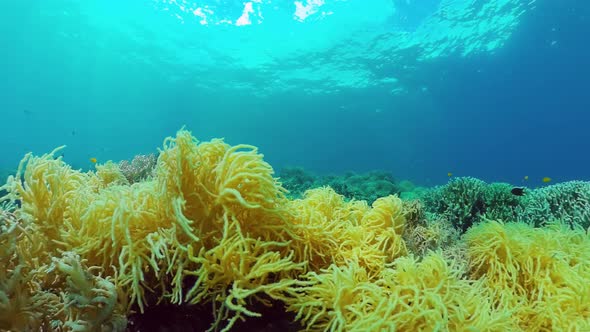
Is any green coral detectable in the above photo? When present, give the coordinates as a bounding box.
[421,178,590,232]
[422,177,487,232]
[277,167,315,199]
[422,178,525,232]
[400,186,427,201]
[323,171,398,203]
[482,182,523,222]
[278,168,399,204]
[518,181,590,228]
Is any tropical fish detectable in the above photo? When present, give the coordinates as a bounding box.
[523,176,529,181]
[542,177,551,183]
[447,172,453,177]
[511,187,525,196]
[90,157,97,164]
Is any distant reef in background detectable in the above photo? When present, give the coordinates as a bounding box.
[278,167,590,231]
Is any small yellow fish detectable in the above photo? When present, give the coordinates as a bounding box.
[447,172,453,177]
[542,177,551,183]
[524,176,529,181]
[90,157,97,164]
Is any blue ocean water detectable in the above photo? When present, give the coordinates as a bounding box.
[1,0,588,187]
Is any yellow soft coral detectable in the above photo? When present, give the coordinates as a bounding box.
[184,231,303,331]
[466,220,590,331]
[0,203,61,331]
[90,161,129,188]
[50,252,127,332]
[8,129,590,332]
[287,260,384,331]
[285,188,407,277]
[6,148,90,267]
[286,187,361,271]
[286,252,515,331]
[5,130,303,330]
[379,253,515,331]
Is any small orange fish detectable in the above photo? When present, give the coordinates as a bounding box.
[90,157,97,164]
[447,172,453,177]
[542,177,551,183]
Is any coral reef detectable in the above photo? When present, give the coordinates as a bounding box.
[323,171,398,204]
[277,167,315,198]
[0,198,126,331]
[421,177,590,232]
[481,182,523,222]
[279,168,399,203]
[0,169,13,200]
[2,131,590,331]
[466,220,590,330]
[518,181,590,228]
[421,177,488,232]
[118,153,158,184]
